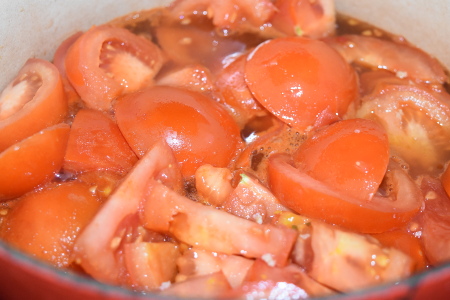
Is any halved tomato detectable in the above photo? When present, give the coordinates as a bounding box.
[115,86,242,177]
[63,108,138,175]
[65,25,164,111]
[0,181,101,268]
[0,58,68,152]
[245,36,358,130]
[0,123,70,201]
[268,154,423,233]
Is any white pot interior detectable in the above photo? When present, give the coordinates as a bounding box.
[0,0,449,91]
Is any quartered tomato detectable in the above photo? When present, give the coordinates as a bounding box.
[65,25,164,111]
[0,123,70,201]
[0,58,68,152]
[0,181,101,268]
[268,153,423,233]
[115,86,242,177]
[294,118,390,201]
[64,109,138,175]
[245,36,358,130]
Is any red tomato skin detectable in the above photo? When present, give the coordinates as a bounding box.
[245,36,358,130]
[294,118,390,201]
[115,86,242,177]
[268,153,422,233]
[63,109,138,175]
[0,181,101,268]
[65,25,164,111]
[0,123,70,201]
[0,58,68,152]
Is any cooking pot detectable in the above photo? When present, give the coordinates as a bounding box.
[0,0,449,299]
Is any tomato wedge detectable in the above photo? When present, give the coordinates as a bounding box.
[72,141,182,285]
[115,86,242,177]
[0,181,101,268]
[63,108,138,175]
[0,58,68,152]
[268,154,423,233]
[294,118,390,201]
[65,25,164,111]
[245,36,358,130]
[0,123,70,201]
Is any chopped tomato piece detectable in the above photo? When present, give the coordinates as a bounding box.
[270,0,336,38]
[65,25,164,111]
[195,164,234,206]
[325,34,447,84]
[177,248,254,288]
[293,221,413,292]
[0,123,70,201]
[418,176,450,265]
[142,180,297,267]
[115,86,242,177]
[72,141,182,285]
[294,118,390,201]
[268,154,423,233]
[64,109,138,175]
[0,181,101,268]
[75,171,123,200]
[0,58,68,152]
[245,36,358,130]
[161,271,232,298]
[156,64,215,94]
[124,242,180,291]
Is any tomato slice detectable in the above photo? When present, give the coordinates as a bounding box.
[65,25,164,111]
[142,179,297,267]
[72,141,182,285]
[0,58,68,152]
[0,123,70,201]
[0,181,101,268]
[268,154,423,233]
[245,36,358,130]
[115,86,242,177]
[63,108,138,175]
[294,118,390,201]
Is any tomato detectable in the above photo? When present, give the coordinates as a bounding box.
[293,220,413,292]
[215,52,267,127]
[245,36,358,130]
[0,181,101,268]
[156,64,215,94]
[161,272,232,298]
[356,71,450,177]
[75,171,123,200]
[418,176,450,265]
[142,179,297,267]
[0,123,70,201]
[115,86,242,177]
[72,141,182,285]
[124,242,180,291]
[53,31,83,109]
[65,25,164,111]
[270,0,336,38]
[63,109,138,175]
[0,58,68,152]
[372,229,427,272]
[294,118,390,201]
[268,154,423,233]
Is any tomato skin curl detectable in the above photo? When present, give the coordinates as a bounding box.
[268,153,423,233]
